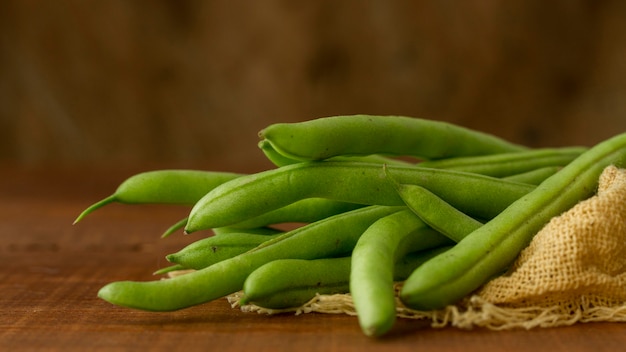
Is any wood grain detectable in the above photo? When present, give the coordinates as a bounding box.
[1,1,626,167]
[2,164,626,351]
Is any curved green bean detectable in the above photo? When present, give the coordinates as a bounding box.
[418,147,586,177]
[185,161,535,232]
[400,132,626,310]
[98,205,404,311]
[350,209,438,337]
[74,169,242,224]
[259,115,527,161]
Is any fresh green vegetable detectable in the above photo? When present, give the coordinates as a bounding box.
[400,132,626,310]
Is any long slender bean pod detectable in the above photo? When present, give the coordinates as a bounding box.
[394,183,483,242]
[98,205,404,311]
[166,232,282,270]
[418,147,586,177]
[400,132,626,311]
[501,166,561,185]
[259,115,527,161]
[74,169,242,224]
[239,246,452,310]
[227,198,365,229]
[350,209,443,336]
[185,161,535,232]
[260,138,412,167]
[161,217,188,238]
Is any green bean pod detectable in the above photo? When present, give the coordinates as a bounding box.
[161,217,189,238]
[227,198,365,229]
[74,169,243,224]
[418,147,586,177]
[394,183,483,242]
[501,166,561,185]
[350,209,442,337]
[98,205,404,311]
[260,139,413,167]
[259,115,527,161]
[400,132,626,311]
[166,232,282,270]
[185,161,535,232]
[239,246,452,310]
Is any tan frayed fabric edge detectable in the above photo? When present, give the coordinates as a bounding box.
[226,290,626,331]
[174,165,626,330]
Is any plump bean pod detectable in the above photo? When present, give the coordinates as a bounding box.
[418,147,586,177]
[165,232,282,270]
[350,209,445,337]
[259,115,528,161]
[227,198,365,229]
[501,166,561,185]
[259,139,412,167]
[239,246,452,310]
[98,205,404,311]
[74,169,243,224]
[400,132,626,311]
[185,161,535,232]
[394,183,483,242]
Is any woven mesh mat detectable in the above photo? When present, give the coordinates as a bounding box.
[228,165,626,330]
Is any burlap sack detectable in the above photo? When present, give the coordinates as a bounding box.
[229,165,626,330]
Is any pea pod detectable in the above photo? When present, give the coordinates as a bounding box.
[259,115,527,161]
[74,169,242,224]
[185,161,535,232]
[400,132,626,311]
[98,205,404,311]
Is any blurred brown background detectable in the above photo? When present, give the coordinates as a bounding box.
[1,0,625,172]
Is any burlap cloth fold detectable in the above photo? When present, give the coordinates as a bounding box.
[228,165,626,330]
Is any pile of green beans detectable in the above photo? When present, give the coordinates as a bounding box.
[74,114,626,338]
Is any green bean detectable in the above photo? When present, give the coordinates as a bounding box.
[165,232,282,270]
[240,257,351,309]
[400,132,626,311]
[350,209,444,336]
[260,139,412,167]
[97,205,404,311]
[185,161,535,232]
[153,264,187,275]
[501,166,561,185]
[74,169,242,224]
[239,246,452,310]
[227,198,365,229]
[211,226,282,236]
[418,147,586,177]
[259,115,528,161]
[258,139,300,167]
[393,183,483,242]
[161,217,188,238]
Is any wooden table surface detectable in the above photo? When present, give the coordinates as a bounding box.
[2,162,626,351]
